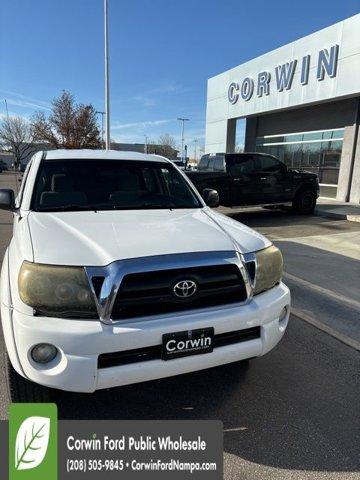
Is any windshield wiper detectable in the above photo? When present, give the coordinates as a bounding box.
[83,203,177,210]
[143,202,175,209]
[36,205,96,212]
[36,202,195,212]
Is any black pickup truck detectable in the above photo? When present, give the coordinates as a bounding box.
[186,153,319,214]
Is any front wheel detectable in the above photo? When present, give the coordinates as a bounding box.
[4,352,52,402]
[292,189,317,214]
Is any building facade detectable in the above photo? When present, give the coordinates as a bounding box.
[205,14,360,202]
[111,142,179,160]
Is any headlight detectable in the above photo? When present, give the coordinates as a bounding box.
[18,261,96,317]
[253,245,283,295]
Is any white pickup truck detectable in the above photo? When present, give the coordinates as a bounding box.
[0,150,290,401]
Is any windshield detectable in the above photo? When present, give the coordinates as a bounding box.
[31,159,202,212]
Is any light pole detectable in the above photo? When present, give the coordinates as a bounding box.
[4,99,9,119]
[104,0,111,150]
[96,111,105,148]
[177,117,189,164]
[194,138,198,162]
[144,135,149,154]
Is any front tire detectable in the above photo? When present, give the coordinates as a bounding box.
[4,352,52,402]
[292,189,317,214]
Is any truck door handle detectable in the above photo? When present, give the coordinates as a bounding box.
[260,177,267,181]
[233,178,242,182]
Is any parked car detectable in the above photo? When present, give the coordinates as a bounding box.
[187,153,319,214]
[0,160,8,171]
[0,149,290,401]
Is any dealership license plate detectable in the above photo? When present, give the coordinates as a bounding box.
[162,327,214,361]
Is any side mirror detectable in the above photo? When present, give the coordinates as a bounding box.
[0,189,15,211]
[202,188,219,208]
[281,163,288,173]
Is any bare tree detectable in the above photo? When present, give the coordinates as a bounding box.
[0,116,36,168]
[158,133,176,150]
[32,91,101,149]
[149,133,177,158]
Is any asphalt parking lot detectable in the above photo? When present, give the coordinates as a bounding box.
[0,171,359,479]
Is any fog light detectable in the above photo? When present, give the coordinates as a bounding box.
[31,343,58,364]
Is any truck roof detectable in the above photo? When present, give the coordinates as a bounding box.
[43,149,169,163]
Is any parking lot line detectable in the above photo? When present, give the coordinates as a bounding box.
[284,272,360,311]
[291,307,360,351]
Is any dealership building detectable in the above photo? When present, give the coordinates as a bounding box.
[205,14,360,202]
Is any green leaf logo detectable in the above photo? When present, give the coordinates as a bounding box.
[15,416,50,471]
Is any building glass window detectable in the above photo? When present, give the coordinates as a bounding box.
[332,130,344,139]
[255,128,344,198]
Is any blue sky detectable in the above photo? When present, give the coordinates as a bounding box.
[0,0,359,156]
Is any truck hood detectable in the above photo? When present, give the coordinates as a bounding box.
[27,208,271,266]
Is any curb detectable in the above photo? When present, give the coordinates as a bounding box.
[315,209,360,223]
[346,215,360,223]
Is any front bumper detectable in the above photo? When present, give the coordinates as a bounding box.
[4,283,290,393]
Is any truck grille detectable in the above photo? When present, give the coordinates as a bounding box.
[111,264,247,320]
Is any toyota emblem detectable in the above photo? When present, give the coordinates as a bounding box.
[173,280,197,298]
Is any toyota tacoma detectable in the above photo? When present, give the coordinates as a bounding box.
[0,150,290,401]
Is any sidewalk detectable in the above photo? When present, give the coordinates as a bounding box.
[316,198,360,222]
